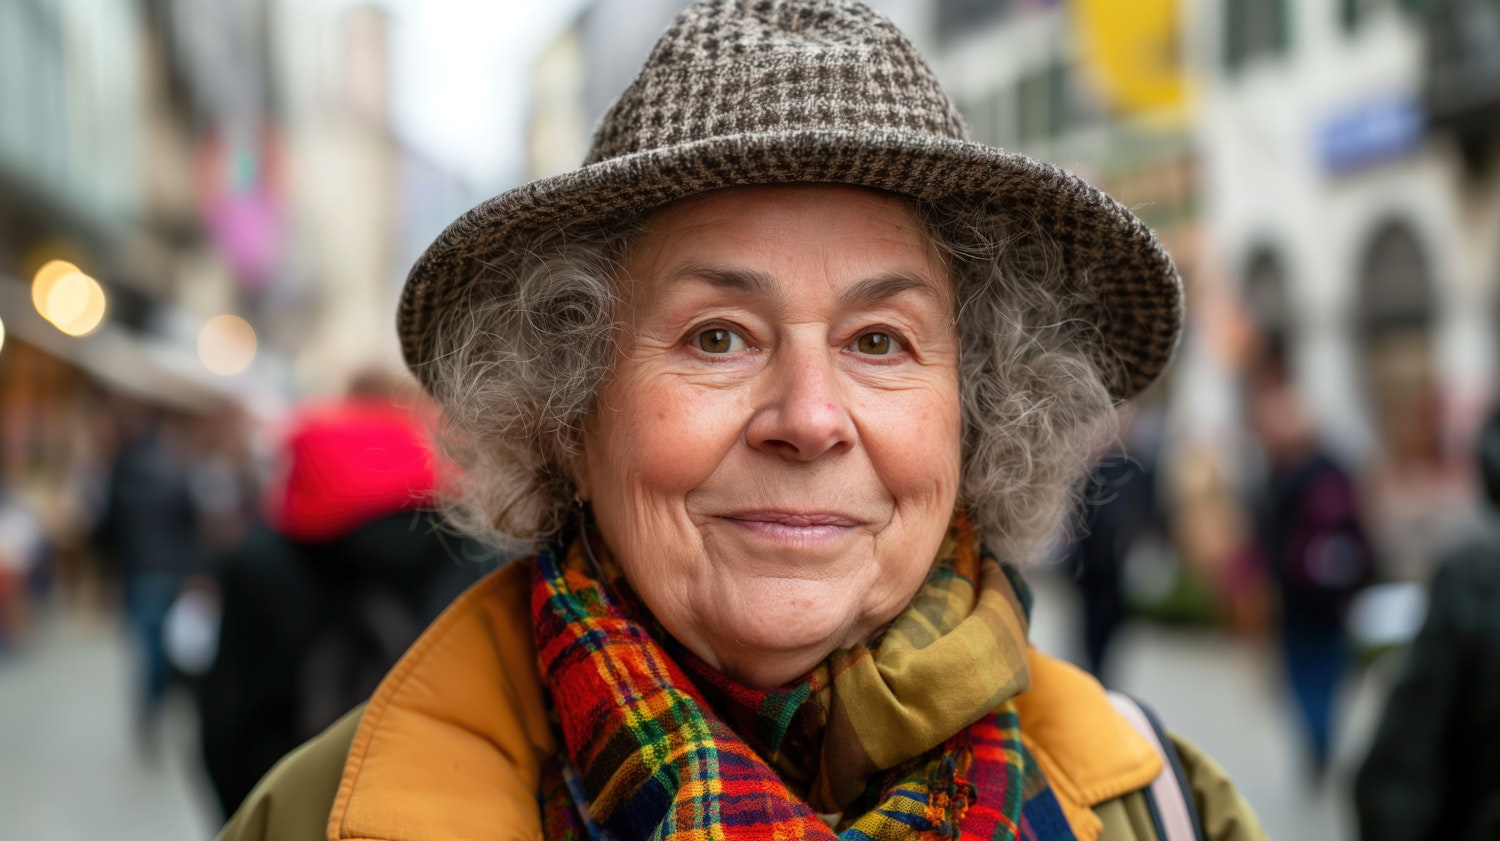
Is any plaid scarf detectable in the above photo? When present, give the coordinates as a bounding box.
[531,517,1077,841]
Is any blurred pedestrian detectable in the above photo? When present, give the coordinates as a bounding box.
[90,403,211,755]
[1353,406,1500,840]
[197,369,497,817]
[186,403,260,555]
[1067,407,1167,681]
[0,477,47,653]
[1244,349,1374,783]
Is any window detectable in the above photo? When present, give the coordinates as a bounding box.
[1046,58,1069,139]
[1342,0,1370,31]
[959,96,995,146]
[989,85,1016,148]
[1243,249,1291,341]
[1016,67,1050,145]
[1012,56,1095,147]
[1342,0,1426,32]
[935,0,1011,43]
[1223,0,1291,72]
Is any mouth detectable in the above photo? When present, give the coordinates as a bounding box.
[717,510,863,544]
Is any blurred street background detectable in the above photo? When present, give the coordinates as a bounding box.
[3,0,1500,839]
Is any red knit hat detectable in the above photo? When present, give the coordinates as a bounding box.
[263,399,436,542]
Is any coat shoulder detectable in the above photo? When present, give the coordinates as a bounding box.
[1169,732,1267,841]
[217,705,364,841]
[1093,733,1266,841]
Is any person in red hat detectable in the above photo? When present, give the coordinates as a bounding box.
[199,369,495,817]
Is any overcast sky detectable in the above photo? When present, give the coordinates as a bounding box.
[378,0,589,191]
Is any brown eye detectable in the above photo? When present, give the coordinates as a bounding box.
[854,332,898,355]
[696,328,746,354]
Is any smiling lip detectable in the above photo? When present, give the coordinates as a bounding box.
[718,510,861,543]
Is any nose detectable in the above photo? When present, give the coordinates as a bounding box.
[746,345,856,461]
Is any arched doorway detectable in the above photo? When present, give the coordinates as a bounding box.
[1356,221,1438,468]
[1243,247,1292,348]
[1354,220,1458,582]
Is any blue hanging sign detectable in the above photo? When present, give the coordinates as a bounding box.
[1318,94,1425,175]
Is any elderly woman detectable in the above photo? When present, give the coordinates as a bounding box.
[221,2,1264,840]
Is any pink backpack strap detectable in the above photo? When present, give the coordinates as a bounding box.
[1107,691,1205,841]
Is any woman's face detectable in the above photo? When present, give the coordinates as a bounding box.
[576,184,962,688]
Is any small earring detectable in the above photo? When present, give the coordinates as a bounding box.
[575,498,607,580]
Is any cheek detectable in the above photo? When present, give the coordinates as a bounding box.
[584,378,746,504]
[863,387,963,502]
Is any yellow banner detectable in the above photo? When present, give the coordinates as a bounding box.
[1070,0,1188,117]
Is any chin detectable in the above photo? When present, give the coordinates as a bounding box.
[714,643,831,689]
[700,600,871,688]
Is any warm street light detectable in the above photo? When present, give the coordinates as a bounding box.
[45,272,107,336]
[31,259,78,313]
[33,260,107,337]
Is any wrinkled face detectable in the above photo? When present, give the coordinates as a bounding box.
[576,184,963,689]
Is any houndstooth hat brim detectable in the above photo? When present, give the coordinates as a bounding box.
[398,0,1182,402]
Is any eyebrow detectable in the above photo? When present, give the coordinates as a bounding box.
[837,273,945,307]
[665,261,944,307]
[666,261,779,300]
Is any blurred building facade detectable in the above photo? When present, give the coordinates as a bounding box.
[273,2,402,389]
[947,0,1500,585]
[0,0,484,585]
[0,0,236,554]
[1197,0,1500,581]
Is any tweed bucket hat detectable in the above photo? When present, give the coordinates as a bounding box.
[399,0,1181,401]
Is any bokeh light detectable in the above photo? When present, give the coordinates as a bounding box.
[198,314,258,376]
[30,259,80,314]
[44,273,91,326]
[43,271,107,337]
[0,315,6,356]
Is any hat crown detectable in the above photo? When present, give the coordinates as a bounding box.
[585,0,970,166]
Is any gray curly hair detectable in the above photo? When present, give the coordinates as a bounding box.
[426,194,1117,562]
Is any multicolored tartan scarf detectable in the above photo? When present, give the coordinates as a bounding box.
[531,516,1078,841]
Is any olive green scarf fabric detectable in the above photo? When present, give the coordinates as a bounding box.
[794,518,1035,810]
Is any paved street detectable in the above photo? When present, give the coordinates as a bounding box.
[1028,565,1388,841]
[0,570,1391,841]
[0,609,216,841]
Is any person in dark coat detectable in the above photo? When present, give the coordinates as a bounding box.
[91,405,210,751]
[1354,408,1500,840]
[1245,355,1373,782]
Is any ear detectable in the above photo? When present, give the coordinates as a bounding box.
[568,448,593,503]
